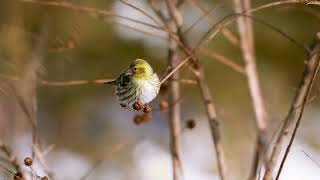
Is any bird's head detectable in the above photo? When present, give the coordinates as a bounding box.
[129,59,154,80]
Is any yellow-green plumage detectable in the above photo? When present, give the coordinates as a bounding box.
[108,59,160,109]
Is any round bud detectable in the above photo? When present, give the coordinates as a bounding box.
[14,172,23,180]
[158,100,169,111]
[143,106,152,114]
[132,101,143,111]
[133,115,144,125]
[186,119,196,129]
[24,157,33,166]
[41,176,49,180]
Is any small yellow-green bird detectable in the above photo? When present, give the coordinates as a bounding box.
[107,59,160,111]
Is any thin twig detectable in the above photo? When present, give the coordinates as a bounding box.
[199,48,246,75]
[275,39,320,180]
[115,21,166,40]
[183,5,218,34]
[0,163,17,178]
[119,0,164,28]
[160,56,192,85]
[301,150,320,168]
[146,0,167,23]
[248,0,306,13]
[17,0,163,30]
[263,36,320,180]
[188,0,239,46]
[172,25,229,180]
[32,145,54,178]
[0,143,24,179]
[306,0,320,5]
[80,143,125,180]
[196,14,308,55]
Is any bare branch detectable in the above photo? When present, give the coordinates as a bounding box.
[80,143,126,180]
[172,28,229,180]
[146,0,167,23]
[183,5,217,34]
[165,1,184,179]
[248,0,306,13]
[17,0,163,31]
[188,0,239,46]
[119,0,164,28]
[263,35,320,180]
[233,0,269,179]
[160,56,192,85]
[302,150,320,168]
[0,143,24,179]
[275,37,320,180]
[32,145,54,178]
[306,0,320,5]
[199,48,246,75]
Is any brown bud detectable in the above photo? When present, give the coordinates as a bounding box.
[186,119,196,129]
[24,157,32,166]
[158,100,169,111]
[143,105,152,114]
[133,115,144,125]
[41,176,49,180]
[133,114,151,125]
[132,101,143,111]
[14,172,23,180]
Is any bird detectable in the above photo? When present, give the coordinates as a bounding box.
[106,59,160,112]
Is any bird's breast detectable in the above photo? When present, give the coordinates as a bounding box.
[135,77,159,104]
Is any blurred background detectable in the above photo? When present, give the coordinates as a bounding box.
[0,0,319,179]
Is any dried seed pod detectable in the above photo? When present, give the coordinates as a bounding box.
[158,100,169,111]
[186,119,196,129]
[132,101,143,111]
[142,113,152,123]
[133,115,144,125]
[24,157,32,166]
[143,105,152,114]
[41,176,49,180]
[133,114,151,125]
[14,172,23,180]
